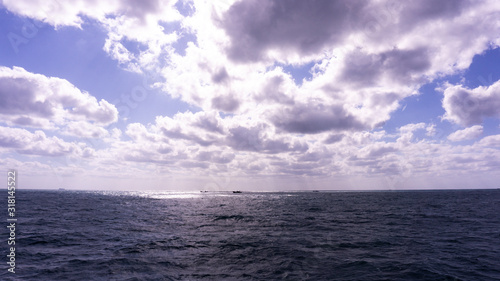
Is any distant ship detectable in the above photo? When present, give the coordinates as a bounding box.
[232,191,242,193]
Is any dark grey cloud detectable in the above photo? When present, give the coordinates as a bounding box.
[161,127,217,146]
[340,51,381,87]
[225,124,308,153]
[367,145,398,158]
[179,161,209,169]
[254,76,295,105]
[221,0,366,62]
[12,116,43,127]
[348,155,378,167]
[297,150,333,162]
[221,0,464,63]
[157,146,172,154]
[443,82,500,126]
[357,0,469,42]
[193,112,225,134]
[382,48,431,80]
[451,156,476,164]
[0,77,54,118]
[211,67,229,84]
[122,0,161,22]
[341,47,430,86]
[196,150,235,164]
[272,103,365,134]
[211,95,240,112]
[399,0,468,29]
[368,92,400,107]
[0,67,118,127]
[323,134,344,144]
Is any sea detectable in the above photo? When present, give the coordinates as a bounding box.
[1,189,500,280]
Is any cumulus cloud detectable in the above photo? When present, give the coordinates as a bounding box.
[448,125,483,142]
[63,121,110,139]
[340,47,430,87]
[397,0,468,29]
[397,123,426,144]
[0,126,92,157]
[0,66,118,129]
[2,0,184,73]
[155,0,500,139]
[1,0,179,28]
[225,123,308,153]
[271,102,365,134]
[323,134,344,144]
[195,150,235,164]
[155,112,224,147]
[442,80,500,126]
[478,134,500,147]
[211,94,240,112]
[221,0,366,62]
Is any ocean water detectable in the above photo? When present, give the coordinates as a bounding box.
[2,189,500,280]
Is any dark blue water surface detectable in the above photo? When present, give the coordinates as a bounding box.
[1,189,500,280]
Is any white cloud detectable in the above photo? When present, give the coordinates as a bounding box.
[6,0,495,138]
[1,0,181,29]
[426,124,437,136]
[397,123,426,144]
[0,66,118,128]
[63,121,110,139]
[478,134,500,147]
[2,0,183,73]
[0,126,92,157]
[448,125,483,142]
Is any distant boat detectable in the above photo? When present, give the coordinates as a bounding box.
[58,188,66,191]
[232,191,242,193]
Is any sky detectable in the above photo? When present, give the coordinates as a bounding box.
[0,0,499,191]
